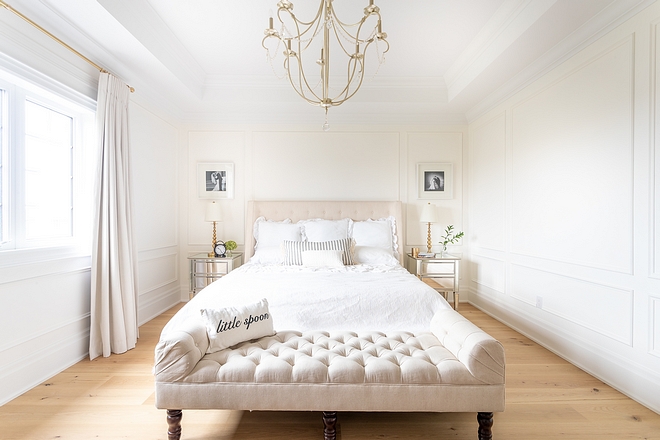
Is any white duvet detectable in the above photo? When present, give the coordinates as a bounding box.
[161,261,452,337]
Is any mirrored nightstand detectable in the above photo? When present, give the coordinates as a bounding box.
[188,252,243,297]
[406,253,461,310]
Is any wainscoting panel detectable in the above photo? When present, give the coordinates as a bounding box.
[510,37,634,273]
[471,254,506,294]
[137,251,178,295]
[510,264,633,345]
[0,268,91,406]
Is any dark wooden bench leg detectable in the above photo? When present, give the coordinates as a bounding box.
[477,412,493,440]
[167,409,182,440]
[322,411,337,440]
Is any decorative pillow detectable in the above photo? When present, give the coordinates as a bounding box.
[352,219,394,252]
[200,298,275,353]
[301,218,351,242]
[282,238,355,266]
[354,246,400,265]
[301,249,345,267]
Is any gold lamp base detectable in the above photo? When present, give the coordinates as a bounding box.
[426,222,433,253]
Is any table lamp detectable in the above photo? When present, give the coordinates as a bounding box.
[205,201,222,257]
[419,202,439,253]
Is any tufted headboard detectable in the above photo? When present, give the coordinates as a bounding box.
[244,200,404,263]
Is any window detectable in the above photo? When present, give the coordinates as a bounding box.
[0,69,94,256]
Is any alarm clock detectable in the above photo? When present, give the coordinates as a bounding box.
[214,241,227,258]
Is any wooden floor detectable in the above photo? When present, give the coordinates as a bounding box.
[2,304,659,440]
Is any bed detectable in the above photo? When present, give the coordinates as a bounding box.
[154,201,505,439]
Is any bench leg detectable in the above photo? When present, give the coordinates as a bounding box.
[322,411,337,440]
[477,412,493,440]
[167,409,182,440]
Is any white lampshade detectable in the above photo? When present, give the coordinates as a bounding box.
[204,201,223,222]
[419,202,439,223]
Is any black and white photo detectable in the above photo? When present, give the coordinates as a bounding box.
[418,163,453,199]
[198,163,234,199]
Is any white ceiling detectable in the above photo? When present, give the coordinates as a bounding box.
[2,0,654,125]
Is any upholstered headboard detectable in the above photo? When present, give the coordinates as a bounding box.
[244,200,404,263]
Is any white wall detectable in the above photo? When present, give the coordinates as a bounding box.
[0,20,180,405]
[179,124,468,296]
[468,3,660,413]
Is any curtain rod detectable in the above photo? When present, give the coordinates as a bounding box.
[0,0,135,93]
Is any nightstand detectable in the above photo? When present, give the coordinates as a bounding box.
[188,253,243,296]
[406,253,461,310]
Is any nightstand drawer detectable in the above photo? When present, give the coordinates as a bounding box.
[420,261,456,275]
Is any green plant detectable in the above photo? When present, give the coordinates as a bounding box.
[225,240,237,251]
[438,225,464,252]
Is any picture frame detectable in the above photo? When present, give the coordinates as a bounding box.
[197,163,234,199]
[417,163,453,199]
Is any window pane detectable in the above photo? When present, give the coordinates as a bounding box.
[24,100,73,240]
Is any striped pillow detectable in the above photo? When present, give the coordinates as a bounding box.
[282,238,355,266]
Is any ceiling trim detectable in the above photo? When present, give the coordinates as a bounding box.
[444,0,557,103]
[96,0,207,99]
[465,0,657,123]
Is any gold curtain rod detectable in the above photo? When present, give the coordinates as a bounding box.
[0,0,135,93]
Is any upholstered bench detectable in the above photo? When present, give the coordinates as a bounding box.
[155,309,505,440]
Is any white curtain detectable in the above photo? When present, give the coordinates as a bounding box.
[89,72,138,360]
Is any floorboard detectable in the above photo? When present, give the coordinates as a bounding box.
[1,303,659,439]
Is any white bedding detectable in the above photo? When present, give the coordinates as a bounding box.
[162,261,452,339]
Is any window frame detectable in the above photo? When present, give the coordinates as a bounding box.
[0,68,95,264]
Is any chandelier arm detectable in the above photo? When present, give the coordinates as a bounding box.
[329,22,357,59]
[330,50,368,105]
[278,1,323,27]
[334,56,363,102]
[284,54,324,105]
[329,1,372,29]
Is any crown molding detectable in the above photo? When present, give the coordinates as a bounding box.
[465,0,656,123]
[444,0,557,103]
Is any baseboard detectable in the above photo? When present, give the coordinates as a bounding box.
[0,324,89,406]
[467,289,660,415]
[138,284,182,326]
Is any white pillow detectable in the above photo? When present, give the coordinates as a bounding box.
[352,219,394,251]
[252,217,303,264]
[301,249,345,267]
[254,217,302,248]
[301,218,351,241]
[200,298,275,353]
[354,246,400,265]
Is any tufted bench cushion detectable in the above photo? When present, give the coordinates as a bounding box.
[155,312,505,413]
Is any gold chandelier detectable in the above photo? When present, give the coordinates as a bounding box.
[263,0,389,130]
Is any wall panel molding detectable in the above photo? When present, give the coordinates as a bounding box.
[137,253,178,296]
[510,35,635,274]
[470,254,506,294]
[652,21,660,279]
[510,263,633,345]
[651,296,660,358]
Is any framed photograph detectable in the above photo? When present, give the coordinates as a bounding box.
[418,163,453,199]
[197,163,234,199]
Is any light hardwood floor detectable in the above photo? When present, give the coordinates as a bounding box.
[2,303,659,439]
